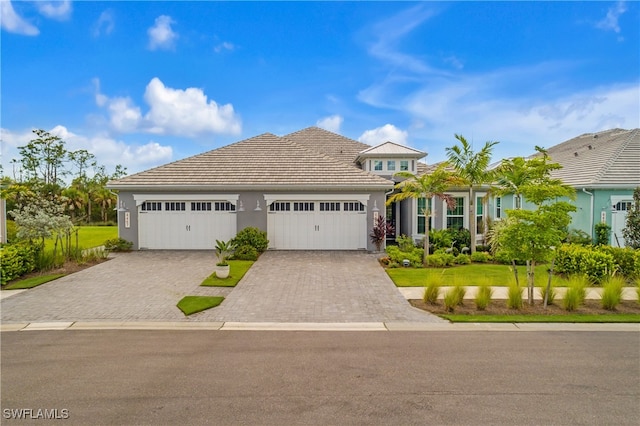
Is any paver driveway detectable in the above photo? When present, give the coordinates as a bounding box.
[1,251,442,323]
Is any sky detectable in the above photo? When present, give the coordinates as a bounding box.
[1,1,639,178]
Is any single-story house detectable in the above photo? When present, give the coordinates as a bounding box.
[107,127,428,251]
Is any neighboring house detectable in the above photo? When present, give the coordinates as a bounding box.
[107,127,421,251]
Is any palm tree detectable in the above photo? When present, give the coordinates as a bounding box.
[61,187,87,221]
[387,163,462,265]
[93,188,115,223]
[445,134,498,253]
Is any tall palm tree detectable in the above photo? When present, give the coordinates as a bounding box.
[387,163,462,265]
[93,188,115,223]
[445,134,498,253]
[61,187,87,221]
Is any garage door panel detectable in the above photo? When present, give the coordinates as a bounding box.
[138,200,237,250]
[268,200,366,250]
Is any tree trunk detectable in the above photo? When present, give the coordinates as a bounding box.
[511,259,519,287]
[544,258,555,309]
[527,260,535,305]
[469,187,476,253]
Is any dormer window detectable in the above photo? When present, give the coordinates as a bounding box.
[400,160,409,171]
[387,160,396,171]
[374,160,383,171]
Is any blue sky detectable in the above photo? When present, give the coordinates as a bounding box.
[2,1,639,177]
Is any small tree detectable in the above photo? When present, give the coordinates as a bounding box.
[622,187,640,249]
[387,163,462,265]
[369,215,395,252]
[492,148,576,306]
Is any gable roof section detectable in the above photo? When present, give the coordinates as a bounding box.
[108,132,393,191]
[542,128,640,188]
[358,141,426,158]
[284,127,371,165]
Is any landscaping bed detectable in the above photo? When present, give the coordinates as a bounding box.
[410,299,640,318]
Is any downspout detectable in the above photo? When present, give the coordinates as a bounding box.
[582,188,594,240]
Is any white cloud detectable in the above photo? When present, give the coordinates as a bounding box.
[358,124,409,146]
[148,15,178,51]
[93,77,242,137]
[214,41,235,53]
[0,1,39,36]
[316,115,343,133]
[93,10,115,37]
[1,126,174,177]
[35,1,72,21]
[596,1,627,33]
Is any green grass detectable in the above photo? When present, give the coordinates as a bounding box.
[177,296,224,316]
[44,226,117,251]
[440,314,640,323]
[200,260,254,287]
[3,274,66,290]
[387,263,551,287]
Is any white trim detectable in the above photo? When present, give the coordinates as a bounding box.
[263,193,370,207]
[442,193,469,229]
[133,193,239,207]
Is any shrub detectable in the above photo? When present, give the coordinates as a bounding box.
[476,245,491,253]
[103,238,133,252]
[6,220,18,243]
[636,278,640,304]
[0,242,39,285]
[563,275,589,311]
[386,245,424,266]
[426,252,455,268]
[594,223,611,246]
[233,245,259,261]
[454,254,471,265]
[396,234,415,252]
[601,276,625,310]
[454,285,467,306]
[555,244,615,283]
[447,228,471,252]
[231,227,269,253]
[565,229,592,246]
[475,285,493,310]
[423,275,441,305]
[429,229,453,252]
[507,284,523,309]
[470,251,491,263]
[598,246,638,278]
[443,287,463,312]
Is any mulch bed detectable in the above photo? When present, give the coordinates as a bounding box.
[410,299,640,316]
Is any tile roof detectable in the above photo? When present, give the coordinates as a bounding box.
[358,141,426,157]
[284,127,371,165]
[108,132,394,190]
[541,128,640,188]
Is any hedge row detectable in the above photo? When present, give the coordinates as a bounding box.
[0,243,39,285]
[555,244,640,283]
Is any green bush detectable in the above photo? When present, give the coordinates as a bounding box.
[0,242,38,285]
[598,246,639,278]
[555,244,615,283]
[507,284,523,309]
[386,245,424,267]
[6,220,18,243]
[429,229,453,252]
[233,245,259,261]
[231,227,269,253]
[601,276,625,310]
[396,234,415,252]
[594,223,611,246]
[426,252,455,268]
[423,277,440,305]
[565,229,592,246]
[444,287,463,312]
[475,285,493,310]
[493,249,522,265]
[454,254,471,265]
[470,251,491,263]
[562,275,589,311]
[448,228,471,252]
[104,238,133,252]
[453,285,467,306]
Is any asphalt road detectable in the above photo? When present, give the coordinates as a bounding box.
[1,330,639,425]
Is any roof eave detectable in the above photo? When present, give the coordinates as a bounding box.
[106,183,395,192]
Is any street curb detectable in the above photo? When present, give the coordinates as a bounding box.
[2,321,639,332]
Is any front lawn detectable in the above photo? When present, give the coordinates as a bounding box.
[44,226,118,251]
[200,260,254,287]
[3,274,66,290]
[387,263,552,287]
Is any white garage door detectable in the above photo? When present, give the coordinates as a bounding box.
[138,200,237,250]
[267,200,367,250]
